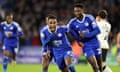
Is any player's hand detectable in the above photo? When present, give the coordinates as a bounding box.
[80,32,85,39]
[79,42,84,48]
[6,32,12,38]
[45,50,51,59]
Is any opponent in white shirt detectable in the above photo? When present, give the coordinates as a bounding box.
[97,18,111,49]
[96,10,112,72]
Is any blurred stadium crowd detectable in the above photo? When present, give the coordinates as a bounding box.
[0,0,120,49]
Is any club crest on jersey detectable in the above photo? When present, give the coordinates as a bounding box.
[76,25,79,28]
[10,26,13,30]
[3,27,6,30]
[58,33,62,37]
[85,22,89,26]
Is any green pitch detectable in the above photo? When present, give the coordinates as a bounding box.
[0,64,119,72]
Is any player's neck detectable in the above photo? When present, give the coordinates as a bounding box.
[48,26,57,34]
[6,21,12,25]
[78,14,84,21]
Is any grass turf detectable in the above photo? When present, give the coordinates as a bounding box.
[0,64,119,72]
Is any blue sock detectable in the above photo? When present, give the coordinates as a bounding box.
[68,64,76,72]
[3,56,8,72]
[42,70,48,72]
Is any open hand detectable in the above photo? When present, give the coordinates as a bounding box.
[7,32,12,37]
[5,32,12,38]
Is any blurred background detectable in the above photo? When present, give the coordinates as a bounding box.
[0,0,120,68]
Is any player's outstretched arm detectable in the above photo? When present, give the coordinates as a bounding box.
[84,26,100,38]
[84,15,100,38]
[40,31,53,46]
[67,21,81,41]
[12,22,24,37]
[12,31,24,37]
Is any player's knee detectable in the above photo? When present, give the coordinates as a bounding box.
[3,51,9,56]
[65,57,73,65]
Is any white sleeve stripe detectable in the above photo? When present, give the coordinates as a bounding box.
[40,32,45,38]
[13,22,22,32]
[67,18,76,31]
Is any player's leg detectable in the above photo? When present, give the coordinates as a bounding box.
[54,53,69,72]
[2,45,10,72]
[11,47,18,66]
[42,48,54,72]
[64,51,76,72]
[94,48,102,72]
[41,47,52,72]
[87,56,99,72]
[57,60,69,72]
[42,52,51,72]
[84,48,99,72]
[95,57,102,72]
[42,57,50,72]
[102,48,112,72]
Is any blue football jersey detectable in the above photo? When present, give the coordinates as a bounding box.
[40,25,71,50]
[0,21,23,46]
[68,14,100,46]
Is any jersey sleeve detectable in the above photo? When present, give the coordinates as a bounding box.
[40,30,53,46]
[60,25,68,32]
[67,20,81,41]
[12,22,24,37]
[84,15,100,38]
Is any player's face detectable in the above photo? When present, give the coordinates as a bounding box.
[6,15,13,24]
[74,7,84,18]
[48,19,57,32]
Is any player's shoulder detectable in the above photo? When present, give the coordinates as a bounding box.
[57,25,67,29]
[68,17,77,25]
[12,21,20,26]
[0,21,6,25]
[85,14,95,20]
[106,21,111,26]
[106,21,111,29]
[40,25,48,32]
[102,21,111,27]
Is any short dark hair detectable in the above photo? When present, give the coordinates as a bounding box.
[5,12,13,18]
[98,10,108,19]
[47,14,57,20]
[74,3,84,9]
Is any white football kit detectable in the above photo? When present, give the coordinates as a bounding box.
[97,20,111,49]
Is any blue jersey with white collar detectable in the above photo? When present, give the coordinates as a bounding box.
[0,21,23,46]
[40,25,71,51]
[68,14,100,46]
